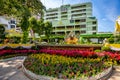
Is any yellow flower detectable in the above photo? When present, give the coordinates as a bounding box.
[110,44,120,48]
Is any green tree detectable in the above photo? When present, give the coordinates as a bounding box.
[0,24,5,43]
[29,17,37,39]
[37,19,44,37]
[44,21,53,42]
[29,17,44,39]
[0,0,45,43]
[0,0,45,17]
[20,7,31,43]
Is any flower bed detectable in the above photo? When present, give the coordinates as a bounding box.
[39,48,120,62]
[39,48,95,57]
[0,49,38,56]
[0,44,35,49]
[24,53,114,79]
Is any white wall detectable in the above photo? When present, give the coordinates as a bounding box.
[0,16,10,29]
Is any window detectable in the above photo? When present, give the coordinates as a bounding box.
[80,19,86,22]
[92,21,96,24]
[61,7,68,12]
[10,20,15,24]
[80,30,86,33]
[92,27,96,30]
[70,20,74,23]
[11,25,15,28]
[80,25,86,28]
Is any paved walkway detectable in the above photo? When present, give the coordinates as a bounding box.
[0,57,30,80]
[108,66,120,80]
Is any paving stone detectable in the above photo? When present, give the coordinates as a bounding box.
[108,67,120,80]
[0,57,30,80]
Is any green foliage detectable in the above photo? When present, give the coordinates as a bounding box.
[79,37,84,44]
[0,24,5,43]
[101,46,110,51]
[20,12,30,31]
[37,19,44,36]
[0,0,44,17]
[80,34,113,38]
[108,36,114,43]
[22,31,29,43]
[44,21,53,42]
[29,17,44,38]
[94,49,101,52]
[11,37,21,43]
[1,0,45,43]
[20,8,30,43]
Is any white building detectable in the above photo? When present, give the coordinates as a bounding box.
[0,16,16,30]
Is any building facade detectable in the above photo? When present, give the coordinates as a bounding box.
[0,16,16,30]
[44,2,97,36]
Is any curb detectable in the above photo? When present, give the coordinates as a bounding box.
[0,56,26,62]
[95,66,113,80]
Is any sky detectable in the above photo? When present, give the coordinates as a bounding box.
[41,0,120,32]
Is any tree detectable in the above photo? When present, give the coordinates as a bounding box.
[20,7,30,43]
[29,17,38,39]
[44,21,53,42]
[0,24,5,43]
[0,0,45,43]
[37,19,44,37]
[0,0,45,17]
[29,17,44,39]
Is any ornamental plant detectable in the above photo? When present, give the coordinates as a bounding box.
[24,53,114,79]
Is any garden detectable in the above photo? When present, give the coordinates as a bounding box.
[0,43,120,79]
[0,0,120,80]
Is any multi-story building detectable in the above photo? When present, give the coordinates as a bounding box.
[44,2,97,36]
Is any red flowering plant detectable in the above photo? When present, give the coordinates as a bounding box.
[0,49,38,56]
[39,48,97,58]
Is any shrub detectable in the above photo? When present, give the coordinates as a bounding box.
[101,46,110,51]
[94,49,101,52]
[108,36,114,43]
[0,24,5,43]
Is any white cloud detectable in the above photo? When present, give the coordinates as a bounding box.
[41,0,62,9]
[41,0,91,9]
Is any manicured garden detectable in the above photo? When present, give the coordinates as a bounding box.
[0,44,120,79]
[24,53,114,79]
[22,45,120,79]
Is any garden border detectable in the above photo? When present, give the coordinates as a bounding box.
[22,58,113,80]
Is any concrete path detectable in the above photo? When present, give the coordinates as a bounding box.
[0,57,30,80]
[108,66,120,80]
